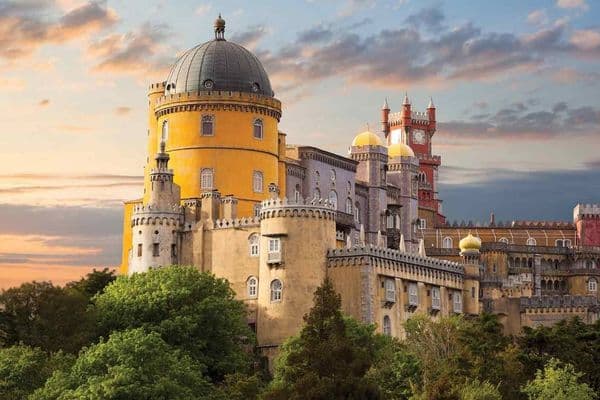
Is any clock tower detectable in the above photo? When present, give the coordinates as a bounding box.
[381,95,445,227]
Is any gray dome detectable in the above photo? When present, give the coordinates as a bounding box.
[164,38,273,97]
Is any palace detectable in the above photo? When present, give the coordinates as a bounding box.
[120,17,600,362]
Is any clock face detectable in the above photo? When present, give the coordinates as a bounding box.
[412,129,426,145]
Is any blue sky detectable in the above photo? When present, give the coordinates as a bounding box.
[0,0,598,286]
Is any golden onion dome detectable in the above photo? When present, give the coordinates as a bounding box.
[388,142,415,158]
[459,233,482,253]
[351,130,384,147]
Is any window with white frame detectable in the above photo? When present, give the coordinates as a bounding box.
[387,214,394,229]
[314,187,321,200]
[442,237,453,249]
[589,278,598,293]
[161,120,169,143]
[354,203,360,223]
[247,276,258,298]
[253,171,263,193]
[408,283,418,306]
[384,278,396,302]
[253,118,263,139]
[249,233,259,257]
[453,292,463,313]
[268,238,281,262]
[329,190,338,209]
[270,279,282,302]
[294,184,301,203]
[200,168,214,190]
[345,198,353,214]
[499,237,509,244]
[253,203,261,217]
[201,115,214,136]
[418,219,426,229]
[564,239,571,247]
[526,237,537,246]
[382,315,392,336]
[347,181,352,194]
[556,239,563,247]
[431,287,441,310]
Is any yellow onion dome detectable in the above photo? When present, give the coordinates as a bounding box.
[352,130,384,147]
[388,142,415,158]
[459,233,482,253]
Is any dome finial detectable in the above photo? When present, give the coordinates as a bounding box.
[403,92,410,105]
[214,14,226,40]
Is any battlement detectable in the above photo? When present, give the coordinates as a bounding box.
[131,214,183,227]
[327,245,463,275]
[260,197,336,220]
[411,111,429,121]
[132,204,183,214]
[520,295,598,311]
[213,216,260,229]
[148,81,166,90]
[574,204,600,220]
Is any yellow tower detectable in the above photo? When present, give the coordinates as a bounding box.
[122,16,284,272]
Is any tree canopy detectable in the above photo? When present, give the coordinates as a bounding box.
[522,358,597,400]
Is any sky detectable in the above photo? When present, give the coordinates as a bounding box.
[0,0,599,289]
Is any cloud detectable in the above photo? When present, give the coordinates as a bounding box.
[89,22,173,78]
[556,0,589,11]
[439,102,600,140]
[195,4,212,16]
[230,25,268,50]
[550,67,600,83]
[297,25,334,44]
[405,5,446,33]
[0,1,118,61]
[0,77,26,91]
[114,106,131,115]
[38,98,50,106]
[527,9,548,26]
[570,29,600,52]
[439,165,600,222]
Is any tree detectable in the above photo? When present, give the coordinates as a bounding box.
[66,268,116,299]
[93,266,252,382]
[522,358,597,400]
[0,282,95,353]
[0,345,73,400]
[457,380,502,400]
[30,328,213,400]
[263,278,380,400]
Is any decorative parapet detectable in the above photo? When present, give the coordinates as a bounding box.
[154,90,282,120]
[296,146,359,172]
[327,245,463,276]
[520,295,599,312]
[260,197,336,220]
[213,217,260,229]
[574,204,600,220]
[481,243,572,255]
[132,204,184,214]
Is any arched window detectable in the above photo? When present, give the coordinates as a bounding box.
[328,190,338,209]
[253,203,261,217]
[556,239,563,247]
[526,237,537,246]
[347,181,352,194]
[201,115,214,136]
[253,171,263,193]
[247,276,258,298]
[253,118,263,139]
[270,279,283,302]
[249,233,259,257]
[161,120,169,143]
[564,239,571,247]
[498,237,509,244]
[314,187,321,200]
[382,315,392,336]
[200,168,214,190]
[442,237,453,249]
[345,197,353,214]
[315,171,320,184]
[586,260,593,269]
[294,184,301,203]
[354,203,360,223]
[589,278,598,293]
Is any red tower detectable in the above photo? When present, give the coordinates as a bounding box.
[382,95,446,227]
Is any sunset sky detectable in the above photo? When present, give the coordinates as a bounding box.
[1,0,599,288]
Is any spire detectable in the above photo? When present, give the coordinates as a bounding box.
[214,14,226,40]
[155,140,170,170]
[428,96,435,109]
[382,97,390,110]
[403,92,410,105]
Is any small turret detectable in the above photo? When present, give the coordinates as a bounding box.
[381,98,390,138]
[427,96,436,126]
[401,92,411,126]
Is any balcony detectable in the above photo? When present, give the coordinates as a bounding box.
[335,211,356,228]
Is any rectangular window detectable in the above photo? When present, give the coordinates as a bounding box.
[171,244,177,257]
[137,243,142,257]
[453,292,463,313]
[253,119,263,139]
[419,219,427,229]
[201,115,214,136]
[200,168,214,190]
[431,287,441,310]
[253,171,263,193]
[267,238,281,263]
[408,283,418,306]
[153,243,160,257]
[253,203,261,218]
[385,278,396,303]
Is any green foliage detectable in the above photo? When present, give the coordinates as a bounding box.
[93,265,252,382]
[457,380,502,400]
[30,328,213,400]
[519,318,600,393]
[262,278,381,400]
[66,268,116,299]
[0,282,95,353]
[0,345,73,400]
[522,358,597,400]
